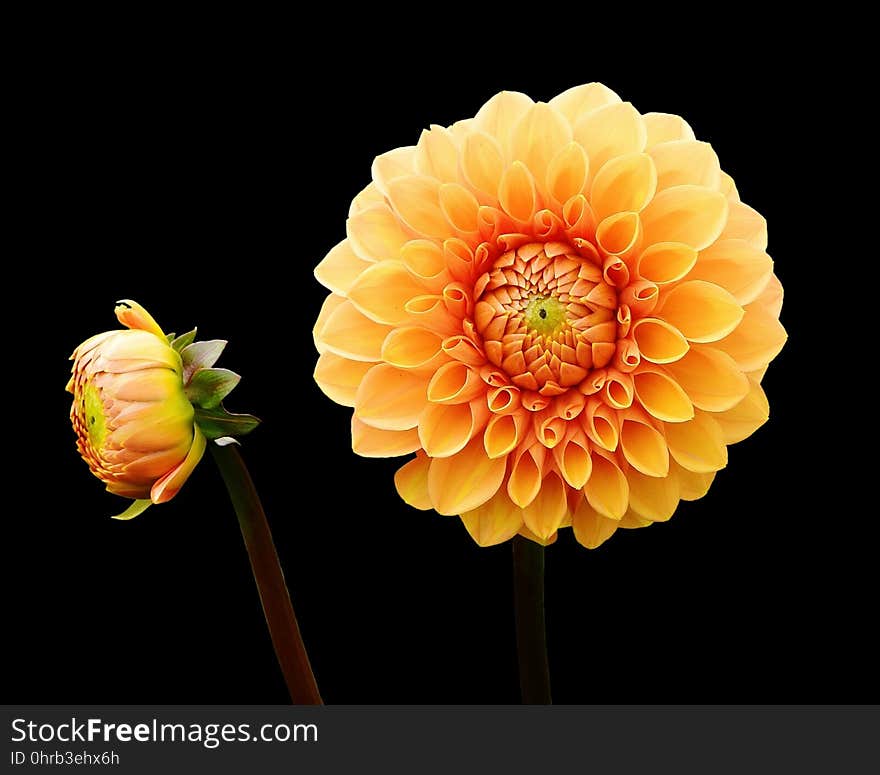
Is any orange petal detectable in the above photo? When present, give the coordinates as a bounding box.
[664,411,727,473]
[712,377,770,444]
[751,272,784,318]
[643,112,696,147]
[318,299,392,362]
[584,452,629,520]
[371,145,417,196]
[484,412,525,459]
[439,183,480,234]
[590,152,657,220]
[460,131,505,202]
[620,418,669,477]
[394,453,432,510]
[665,345,750,412]
[472,90,534,155]
[114,300,165,337]
[649,140,721,190]
[348,182,385,216]
[313,293,346,354]
[313,353,375,407]
[552,431,593,489]
[573,102,647,174]
[507,446,545,508]
[314,239,372,296]
[688,239,773,304]
[571,498,618,549]
[418,400,485,458]
[522,471,568,540]
[659,280,744,343]
[346,203,412,262]
[498,161,537,222]
[546,142,589,206]
[632,318,690,364]
[427,436,507,515]
[354,364,428,430]
[595,211,641,256]
[713,303,787,372]
[627,468,680,522]
[632,367,694,423]
[352,418,421,458]
[381,326,446,371]
[720,200,768,250]
[401,239,448,285]
[671,459,715,501]
[641,185,728,251]
[427,361,485,404]
[637,241,698,285]
[386,175,448,239]
[509,102,572,193]
[414,125,460,182]
[348,261,425,325]
[150,426,205,504]
[461,489,524,547]
[549,82,621,125]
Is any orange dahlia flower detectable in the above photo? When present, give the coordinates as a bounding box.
[313,83,786,549]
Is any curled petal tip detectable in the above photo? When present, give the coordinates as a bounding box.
[114,300,166,338]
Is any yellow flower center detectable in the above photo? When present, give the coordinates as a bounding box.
[524,296,566,337]
[83,382,108,448]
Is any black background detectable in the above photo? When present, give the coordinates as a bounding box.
[5,31,873,704]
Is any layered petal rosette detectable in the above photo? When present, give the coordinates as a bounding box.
[313,83,786,549]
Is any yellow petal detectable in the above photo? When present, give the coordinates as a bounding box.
[381,326,446,370]
[584,452,629,520]
[618,511,654,529]
[354,364,428,430]
[713,303,787,372]
[522,471,568,540]
[439,183,480,233]
[751,272,784,318]
[664,412,727,473]
[371,145,417,196]
[665,345,750,412]
[351,418,420,458]
[348,182,385,216]
[312,293,345,354]
[641,185,728,251]
[507,447,545,508]
[498,161,537,222]
[632,367,694,423]
[574,102,647,175]
[150,426,206,504]
[689,239,773,305]
[400,239,448,285]
[348,261,425,325]
[414,125,460,182]
[643,112,696,147]
[595,211,641,256]
[571,498,618,549]
[637,242,698,285]
[627,467,680,522]
[659,280,744,343]
[419,401,482,458]
[394,453,432,510]
[428,436,507,515]
[549,83,621,125]
[427,361,484,404]
[590,152,657,221]
[460,130,505,202]
[483,413,524,459]
[546,142,589,206]
[313,353,374,407]
[552,433,593,489]
[712,377,770,444]
[649,140,721,190]
[620,418,669,477]
[386,175,448,238]
[472,90,535,156]
[509,102,572,192]
[318,299,392,362]
[671,459,715,501]
[461,490,524,547]
[632,317,690,363]
[114,300,165,338]
[346,203,412,262]
[720,200,767,250]
[314,239,372,296]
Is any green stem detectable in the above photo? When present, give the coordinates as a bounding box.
[512,535,552,704]
[210,443,322,704]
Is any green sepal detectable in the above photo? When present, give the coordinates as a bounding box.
[111,499,153,521]
[181,339,227,382]
[194,405,260,440]
[185,367,241,409]
[166,332,176,344]
[171,328,198,353]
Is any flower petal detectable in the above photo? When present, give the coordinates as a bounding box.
[386,175,448,238]
[354,364,428,430]
[720,200,767,250]
[643,112,696,147]
[472,90,535,156]
[590,152,657,221]
[713,304,787,372]
[381,326,446,370]
[711,377,770,444]
[688,239,773,305]
[414,125,460,182]
[584,452,629,520]
[460,131,505,204]
[111,498,153,521]
[498,161,537,222]
[314,239,372,296]
[522,471,568,540]
[574,102,647,176]
[641,185,728,251]
[318,299,392,361]
[371,145,417,196]
[664,412,727,473]
[114,300,166,338]
[439,183,480,234]
[313,353,374,407]
[637,242,698,285]
[620,418,669,477]
[671,459,715,501]
[509,102,572,192]
[659,280,744,343]
[428,436,507,515]
[549,82,621,125]
[419,401,483,458]
[394,453,432,510]
[461,490,524,547]
[627,468,680,522]
[346,203,412,262]
[649,140,721,190]
[150,426,206,504]
[351,418,420,457]
[632,318,690,364]
[348,261,426,325]
[665,345,750,412]
[571,498,618,549]
[632,367,694,423]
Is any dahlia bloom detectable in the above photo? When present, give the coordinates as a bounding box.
[313,83,786,549]
[68,300,258,519]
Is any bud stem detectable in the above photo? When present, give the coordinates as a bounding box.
[210,444,322,704]
[512,536,552,704]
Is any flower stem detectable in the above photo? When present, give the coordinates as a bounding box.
[512,535,552,704]
[210,443,322,704]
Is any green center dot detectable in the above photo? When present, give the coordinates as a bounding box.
[524,296,567,336]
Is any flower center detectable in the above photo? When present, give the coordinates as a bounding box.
[83,381,108,447]
[473,242,618,394]
[524,295,566,336]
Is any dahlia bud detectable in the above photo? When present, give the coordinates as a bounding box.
[67,300,259,519]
